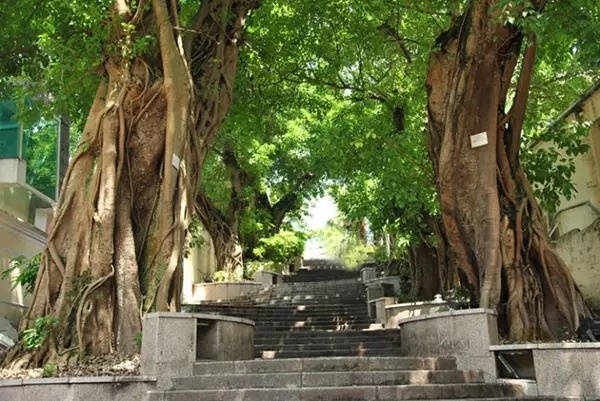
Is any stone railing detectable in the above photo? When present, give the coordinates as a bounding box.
[383,299,450,327]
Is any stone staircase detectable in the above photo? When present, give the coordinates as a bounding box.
[170,262,561,400]
[148,356,531,401]
[187,267,398,359]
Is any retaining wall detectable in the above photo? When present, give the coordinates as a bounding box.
[190,281,263,302]
[0,376,155,401]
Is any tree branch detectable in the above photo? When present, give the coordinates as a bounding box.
[222,147,252,230]
[284,75,388,103]
[377,22,413,64]
[196,189,232,231]
[269,172,315,233]
[508,37,537,169]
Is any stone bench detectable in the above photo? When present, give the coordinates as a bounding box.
[141,312,254,379]
[490,342,600,398]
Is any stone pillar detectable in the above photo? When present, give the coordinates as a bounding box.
[360,267,377,282]
[140,313,196,379]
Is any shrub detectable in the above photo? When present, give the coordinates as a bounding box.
[0,253,41,294]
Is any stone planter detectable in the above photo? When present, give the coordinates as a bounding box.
[189,281,264,303]
[398,308,499,382]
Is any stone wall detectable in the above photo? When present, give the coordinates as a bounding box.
[189,282,264,303]
[0,376,155,401]
[536,84,600,311]
[0,211,46,327]
[553,218,600,310]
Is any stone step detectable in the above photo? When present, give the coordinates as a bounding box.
[187,304,369,312]
[170,370,484,390]
[192,357,458,375]
[188,309,371,318]
[253,318,374,327]
[192,307,370,315]
[255,340,399,353]
[267,285,365,292]
[254,333,401,345]
[265,288,366,295]
[190,302,368,308]
[251,298,368,304]
[279,282,363,289]
[149,383,522,401]
[254,329,399,339]
[254,323,374,331]
[190,311,373,323]
[256,347,404,359]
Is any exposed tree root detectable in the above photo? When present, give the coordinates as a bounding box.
[3,0,260,368]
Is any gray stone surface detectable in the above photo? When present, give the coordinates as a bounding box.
[498,379,538,397]
[235,359,303,373]
[0,316,17,348]
[360,267,377,282]
[533,347,600,397]
[254,270,283,286]
[191,282,263,302]
[141,312,254,381]
[196,318,254,360]
[491,342,600,397]
[374,297,396,324]
[0,378,155,401]
[399,308,498,382]
[141,313,196,378]
[384,300,450,328]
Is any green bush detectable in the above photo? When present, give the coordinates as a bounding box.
[212,270,234,282]
[252,230,307,265]
[245,260,283,277]
[42,362,58,377]
[22,315,58,350]
[184,217,205,257]
[1,253,40,294]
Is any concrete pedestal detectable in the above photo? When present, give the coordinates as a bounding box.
[141,312,254,380]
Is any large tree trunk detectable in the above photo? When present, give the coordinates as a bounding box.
[408,241,441,301]
[196,191,244,278]
[426,0,589,341]
[4,0,258,368]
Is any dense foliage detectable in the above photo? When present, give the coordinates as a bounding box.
[1,0,600,360]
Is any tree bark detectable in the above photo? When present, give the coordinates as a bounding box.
[409,241,442,301]
[426,0,589,341]
[196,190,244,278]
[4,0,258,368]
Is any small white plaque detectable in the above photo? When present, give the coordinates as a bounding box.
[470,131,488,148]
[172,154,181,170]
